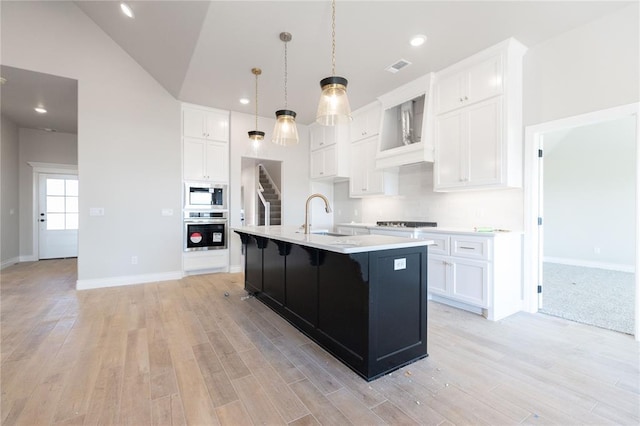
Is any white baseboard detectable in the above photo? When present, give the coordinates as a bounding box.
[229,264,242,273]
[76,270,183,290]
[543,256,634,273]
[0,257,20,270]
[19,255,37,262]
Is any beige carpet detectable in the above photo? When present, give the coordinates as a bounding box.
[540,262,634,335]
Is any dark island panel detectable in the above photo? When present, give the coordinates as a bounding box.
[235,230,428,381]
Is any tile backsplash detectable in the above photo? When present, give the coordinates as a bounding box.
[333,162,524,231]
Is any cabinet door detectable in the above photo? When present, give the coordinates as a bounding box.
[467,55,503,104]
[183,138,206,180]
[310,124,338,151]
[467,98,502,186]
[349,141,367,196]
[427,255,449,297]
[350,104,380,142]
[205,141,228,182]
[183,108,206,139]
[310,149,324,179]
[451,258,489,308]
[436,72,463,114]
[365,137,385,194]
[204,110,229,141]
[322,145,337,177]
[434,111,465,189]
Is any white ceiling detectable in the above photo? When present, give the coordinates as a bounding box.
[1,1,634,132]
[0,65,78,134]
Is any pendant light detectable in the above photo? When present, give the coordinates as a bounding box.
[272,32,299,146]
[248,67,265,146]
[316,0,351,126]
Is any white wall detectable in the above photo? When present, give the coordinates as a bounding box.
[543,117,636,269]
[1,2,182,286]
[1,115,20,267]
[18,128,78,259]
[229,111,310,272]
[524,3,639,126]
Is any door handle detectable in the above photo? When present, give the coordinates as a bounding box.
[39,219,45,222]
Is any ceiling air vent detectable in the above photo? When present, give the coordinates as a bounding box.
[385,59,412,74]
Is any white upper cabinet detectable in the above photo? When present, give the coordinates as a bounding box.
[435,55,503,115]
[182,104,229,182]
[350,102,381,143]
[183,105,229,142]
[349,136,398,197]
[309,123,349,180]
[376,74,435,168]
[309,122,338,151]
[183,138,228,182]
[433,38,526,191]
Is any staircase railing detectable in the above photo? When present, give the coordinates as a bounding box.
[257,181,270,227]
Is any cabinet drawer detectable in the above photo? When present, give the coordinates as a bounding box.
[416,233,449,255]
[451,236,490,260]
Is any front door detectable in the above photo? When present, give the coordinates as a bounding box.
[38,174,78,259]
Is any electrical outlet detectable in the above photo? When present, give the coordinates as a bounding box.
[593,247,601,254]
[131,256,138,265]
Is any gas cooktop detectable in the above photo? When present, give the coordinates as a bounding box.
[376,221,437,228]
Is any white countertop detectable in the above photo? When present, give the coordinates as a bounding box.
[337,223,523,236]
[233,226,434,254]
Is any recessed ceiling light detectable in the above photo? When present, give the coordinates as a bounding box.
[120,2,135,19]
[410,35,427,47]
[34,106,47,114]
[239,98,250,105]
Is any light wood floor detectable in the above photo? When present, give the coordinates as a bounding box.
[1,258,638,425]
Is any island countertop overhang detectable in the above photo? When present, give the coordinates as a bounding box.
[233,225,434,254]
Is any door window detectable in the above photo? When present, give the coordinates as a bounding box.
[46,178,79,230]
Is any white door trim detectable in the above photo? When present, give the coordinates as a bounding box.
[28,162,78,261]
[523,102,640,340]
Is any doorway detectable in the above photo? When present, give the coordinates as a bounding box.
[240,157,282,226]
[524,103,639,339]
[38,173,79,259]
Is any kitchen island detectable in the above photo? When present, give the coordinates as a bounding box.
[234,226,433,381]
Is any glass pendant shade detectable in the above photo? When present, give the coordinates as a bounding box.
[272,109,299,146]
[316,76,352,126]
[248,130,265,142]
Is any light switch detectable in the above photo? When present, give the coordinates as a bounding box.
[161,208,173,216]
[89,207,104,216]
[394,258,406,270]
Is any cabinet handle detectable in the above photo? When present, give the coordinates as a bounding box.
[320,142,324,145]
[362,188,367,191]
[459,246,475,250]
[459,97,464,103]
[464,96,468,101]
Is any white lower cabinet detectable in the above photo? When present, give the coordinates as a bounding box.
[183,250,229,273]
[420,231,522,321]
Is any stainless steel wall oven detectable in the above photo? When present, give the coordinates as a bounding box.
[184,211,227,251]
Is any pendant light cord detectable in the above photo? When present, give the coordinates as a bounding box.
[254,72,259,129]
[331,0,336,76]
[284,39,289,108]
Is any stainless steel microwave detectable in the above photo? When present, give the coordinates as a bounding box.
[185,183,227,210]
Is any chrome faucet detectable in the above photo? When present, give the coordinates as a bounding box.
[304,193,332,234]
